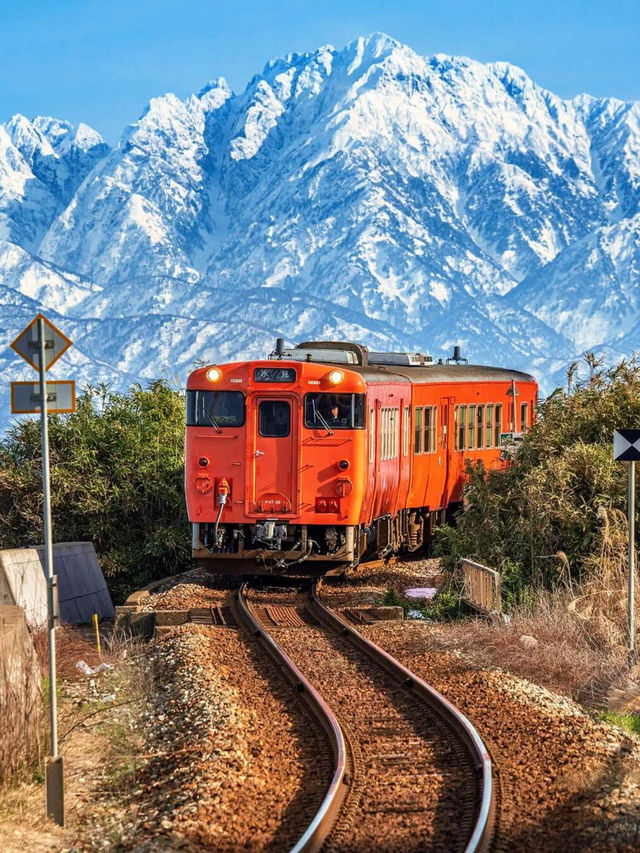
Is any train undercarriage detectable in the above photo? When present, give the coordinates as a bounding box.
[192,505,460,575]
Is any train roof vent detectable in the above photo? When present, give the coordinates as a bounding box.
[368,351,433,367]
[272,347,360,364]
[293,341,369,365]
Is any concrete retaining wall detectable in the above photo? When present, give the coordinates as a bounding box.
[0,542,114,626]
[0,606,42,783]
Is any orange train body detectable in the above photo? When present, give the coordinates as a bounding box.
[185,342,538,573]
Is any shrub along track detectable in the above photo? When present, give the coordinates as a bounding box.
[242,582,494,852]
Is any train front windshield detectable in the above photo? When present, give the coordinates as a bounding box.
[186,390,245,427]
[304,393,366,429]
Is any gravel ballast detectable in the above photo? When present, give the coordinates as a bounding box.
[116,621,329,851]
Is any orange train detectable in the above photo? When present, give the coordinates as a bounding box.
[185,340,538,573]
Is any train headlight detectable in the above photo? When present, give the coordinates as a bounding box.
[206,367,221,382]
[328,369,344,385]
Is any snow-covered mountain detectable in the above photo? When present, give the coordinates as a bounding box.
[1,34,639,430]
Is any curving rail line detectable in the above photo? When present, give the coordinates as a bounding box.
[237,581,496,853]
[236,582,349,853]
[311,582,496,853]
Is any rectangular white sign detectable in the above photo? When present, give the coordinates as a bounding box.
[11,381,76,414]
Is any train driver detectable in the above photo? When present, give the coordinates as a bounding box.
[328,399,348,426]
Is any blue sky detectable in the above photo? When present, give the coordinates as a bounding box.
[1,0,638,144]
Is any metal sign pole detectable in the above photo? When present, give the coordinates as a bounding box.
[38,317,58,756]
[38,317,63,824]
[10,314,72,825]
[629,460,636,659]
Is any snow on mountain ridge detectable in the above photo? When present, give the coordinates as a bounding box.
[0,34,639,433]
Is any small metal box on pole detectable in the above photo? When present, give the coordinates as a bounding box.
[10,313,75,826]
[613,430,640,660]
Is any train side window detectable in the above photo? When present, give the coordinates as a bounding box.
[380,407,399,461]
[494,404,502,447]
[390,408,397,458]
[430,406,436,452]
[468,405,476,450]
[382,408,386,461]
[381,409,387,461]
[369,408,375,464]
[403,406,410,456]
[384,408,390,461]
[520,402,528,431]
[258,400,290,437]
[457,405,466,451]
[424,406,437,453]
[414,407,423,454]
[485,404,493,449]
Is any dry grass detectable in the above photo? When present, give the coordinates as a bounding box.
[31,624,104,681]
[0,626,150,852]
[423,583,635,703]
[425,506,639,702]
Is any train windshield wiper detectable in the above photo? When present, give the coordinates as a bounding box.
[205,410,222,434]
[312,401,334,436]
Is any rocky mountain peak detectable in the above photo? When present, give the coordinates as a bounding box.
[0,36,638,432]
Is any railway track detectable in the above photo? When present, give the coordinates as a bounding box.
[237,581,496,852]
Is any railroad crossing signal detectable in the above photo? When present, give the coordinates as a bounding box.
[614,429,640,462]
[10,313,72,373]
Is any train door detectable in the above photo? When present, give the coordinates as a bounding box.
[249,395,299,515]
[439,396,455,508]
[362,400,378,523]
[371,400,384,520]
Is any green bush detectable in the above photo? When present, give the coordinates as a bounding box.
[434,355,640,601]
[0,381,190,602]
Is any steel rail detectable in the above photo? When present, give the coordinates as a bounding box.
[236,583,348,853]
[311,582,497,853]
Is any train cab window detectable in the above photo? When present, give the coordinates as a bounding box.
[259,400,290,437]
[414,407,423,454]
[403,406,410,456]
[304,393,365,430]
[520,402,528,431]
[485,404,493,449]
[477,405,484,449]
[468,405,476,450]
[424,406,437,453]
[494,404,503,447]
[455,406,467,451]
[186,390,245,427]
